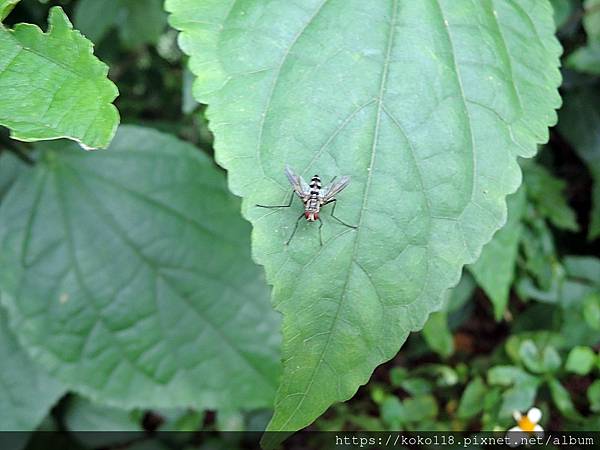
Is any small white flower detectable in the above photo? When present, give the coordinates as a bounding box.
[506,407,544,447]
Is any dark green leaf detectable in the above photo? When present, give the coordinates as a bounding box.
[457,377,486,419]
[564,256,600,284]
[588,380,600,413]
[558,89,600,239]
[469,187,526,320]
[566,43,600,75]
[422,311,454,358]
[566,0,600,73]
[380,396,404,429]
[584,0,600,41]
[487,365,540,417]
[565,346,596,375]
[0,126,280,411]
[0,152,26,199]
[583,293,600,330]
[72,0,118,44]
[399,378,433,396]
[505,332,565,364]
[74,0,167,49]
[446,271,477,313]
[402,395,438,423]
[389,367,408,387]
[519,205,563,295]
[549,0,577,28]
[548,378,583,421]
[523,163,579,232]
[0,306,64,430]
[481,386,503,429]
[518,339,561,374]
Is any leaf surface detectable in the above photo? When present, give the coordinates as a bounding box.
[167,0,561,433]
[0,306,64,430]
[558,88,600,239]
[0,126,280,410]
[0,7,119,149]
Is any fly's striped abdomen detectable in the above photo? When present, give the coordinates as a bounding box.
[304,175,321,221]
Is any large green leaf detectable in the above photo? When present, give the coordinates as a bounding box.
[167,0,561,433]
[0,126,280,410]
[0,7,119,149]
[0,306,64,430]
[558,88,600,240]
[468,187,527,320]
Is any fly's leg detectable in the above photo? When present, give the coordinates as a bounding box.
[318,217,324,246]
[286,213,305,246]
[324,199,357,229]
[256,192,294,208]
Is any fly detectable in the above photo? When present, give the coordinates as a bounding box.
[257,165,357,245]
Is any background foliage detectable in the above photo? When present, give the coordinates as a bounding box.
[0,0,599,449]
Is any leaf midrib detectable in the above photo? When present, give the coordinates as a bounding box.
[273,0,400,430]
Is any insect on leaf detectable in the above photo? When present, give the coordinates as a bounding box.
[167,0,562,437]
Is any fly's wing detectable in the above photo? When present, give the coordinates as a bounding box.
[285,165,310,199]
[321,176,350,202]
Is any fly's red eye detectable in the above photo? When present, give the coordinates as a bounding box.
[305,212,311,219]
[314,212,319,220]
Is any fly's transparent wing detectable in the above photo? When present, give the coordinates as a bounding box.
[321,176,350,202]
[285,165,310,198]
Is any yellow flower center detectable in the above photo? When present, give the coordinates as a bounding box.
[518,417,536,432]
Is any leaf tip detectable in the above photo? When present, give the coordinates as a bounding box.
[47,6,73,32]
